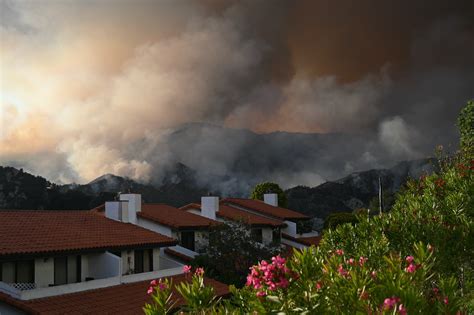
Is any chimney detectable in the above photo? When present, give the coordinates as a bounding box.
[119,194,141,224]
[264,193,278,207]
[105,201,129,222]
[201,196,218,220]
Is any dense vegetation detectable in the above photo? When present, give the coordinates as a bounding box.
[250,182,288,208]
[145,100,474,314]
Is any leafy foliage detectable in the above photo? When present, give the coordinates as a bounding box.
[323,212,359,230]
[191,221,281,286]
[250,182,288,208]
[458,99,474,159]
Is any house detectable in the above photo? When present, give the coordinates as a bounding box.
[0,209,228,314]
[92,194,220,261]
[182,194,321,249]
[181,196,287,245]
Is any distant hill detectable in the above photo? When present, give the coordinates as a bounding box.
[0,158,437,216]
[0,163,208,210]
[286,158,437,218]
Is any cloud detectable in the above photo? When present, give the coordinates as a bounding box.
[0,0,473,187]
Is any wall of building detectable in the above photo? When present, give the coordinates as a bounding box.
[121,250,134,275]
[87,252,120,280]
[34,258,54,288]
[152,248,161,271]
[137,217,173,237]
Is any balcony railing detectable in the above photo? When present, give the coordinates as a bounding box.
[9,283,36,291]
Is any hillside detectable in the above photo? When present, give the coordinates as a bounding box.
[286,158,437,218]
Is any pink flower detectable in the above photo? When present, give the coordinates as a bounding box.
[338,264,349,277]
[147,286,154,295]
[383,296,401,310]
[398,304,407,315]
[271,255,286,266]
[158,282,168,291]
[316,281,322,290]
[405,256,414,264]
[150,279,157,286]
[256,290,266,297]
[347,258,355,265]
[183,265,192,274]
[359,256,368,266]
[443,296,449,305]
[195,267,205,276]
[405,263,419,273]
[335,249,344,256]
[371,270,377,279]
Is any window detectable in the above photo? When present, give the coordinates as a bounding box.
[134,249,153,273]
[54,256,81,285]
[251,228,263,243]
[180,231,195,251]
[134,250,144,273]
[272,228,281,243]
[0,260,34,283]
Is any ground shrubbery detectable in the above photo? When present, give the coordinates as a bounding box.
[144,100,474,314]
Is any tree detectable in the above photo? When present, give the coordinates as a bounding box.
[458,99,474,159]
[250,182,288,208]
[323,212,359,230]
[192,221,281,286]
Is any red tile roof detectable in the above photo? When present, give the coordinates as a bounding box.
[0,210,176,258]
[92,203,219,230]
[163,248,193,263]
[138,204,219,230]
[222,198,309,221]
[180,203,286,228]
[282,233,322,247]
[0,274,229,314]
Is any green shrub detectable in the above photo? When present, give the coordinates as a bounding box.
[323,212,359,230]
[250,182,288,208]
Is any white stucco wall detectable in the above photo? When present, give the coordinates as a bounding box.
[87,252,120,280]
[81,255,89,281]
[152,248,161,271]
[34,258,54,288]
[137,217,173,237]
[283,220,297,237]
[121,250,134,275]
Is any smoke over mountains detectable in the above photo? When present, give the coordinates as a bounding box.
[1,0,473,186]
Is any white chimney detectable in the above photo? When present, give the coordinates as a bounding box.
[119,194,141,224]
[201,196,218,220]
[264,193,278,207]
[105,201,128,222]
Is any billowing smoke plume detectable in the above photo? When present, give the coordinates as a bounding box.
[1,0,473,190]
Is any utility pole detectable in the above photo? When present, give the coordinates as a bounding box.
[378,176,383,214]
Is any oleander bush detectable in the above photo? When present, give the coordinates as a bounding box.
[144,100,474,314]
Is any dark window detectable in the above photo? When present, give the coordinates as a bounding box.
[251,228,263,243]
[134,249,153,273]
[54,257,67,285]
[180,231,195,251]
[0,261,34,283]
[134,250,144,273]
[272,228,281,243]
[54,256,81,285]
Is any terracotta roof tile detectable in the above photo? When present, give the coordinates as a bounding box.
[180,203,286,228]
[222,198,309,221]
[282,233,322,247]
[92,203,219,230]
[139,204,219,230]
[0,210,176,258]
[0,274,229,315]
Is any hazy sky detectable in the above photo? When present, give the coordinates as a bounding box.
[1,0,473,184]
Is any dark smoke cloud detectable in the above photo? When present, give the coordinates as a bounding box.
[0,0,473,189]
